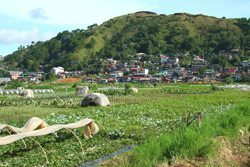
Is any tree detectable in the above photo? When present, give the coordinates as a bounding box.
[46,73,57,81]
[211,55,228,69]
[87,24,98,30]
[2,13,247,71]
[180,55,192,67]
[198,67,206,75]
[65,49,88,70]
[5,80,24,89]
[86,38,96,48]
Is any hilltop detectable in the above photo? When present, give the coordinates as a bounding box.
[3,12,250,72]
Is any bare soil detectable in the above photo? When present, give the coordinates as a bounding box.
[56,77,81,83]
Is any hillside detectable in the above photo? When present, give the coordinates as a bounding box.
[3,12,250,72]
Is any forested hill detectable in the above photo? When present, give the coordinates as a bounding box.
[4,11,250,71]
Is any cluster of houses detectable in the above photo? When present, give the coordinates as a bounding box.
[83,53,250,84]
[0,71,44,84]
[0,52,249,84]
[0,67,85,84]
[50,67,85,78]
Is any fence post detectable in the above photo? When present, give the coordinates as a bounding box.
[186,112,190,126]
[197,112,202,127]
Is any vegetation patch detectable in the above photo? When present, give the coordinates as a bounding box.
[0,84,249,166]
[126,100,249,167]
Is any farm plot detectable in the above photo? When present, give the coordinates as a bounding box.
[0,84,249,166]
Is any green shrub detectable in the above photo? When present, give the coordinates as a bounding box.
[124,83,132,95]
[27,84,53,89]
[225,76,234,84]
[45,73,57,81]
[98,89,124,96]
[5,80,24,89]
[72,83,78,88]
[153,82,159,87]
[0,82,7,86]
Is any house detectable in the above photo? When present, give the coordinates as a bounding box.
[163,76,171,82]
[83,78,96,83]
[131,76,151,82]
[184,76,197,83]
[235,73,242,81]
[205,69,215,76]
[107,77,117,83]
[99,79,108,84]
[130,67,140,74]
[191,56,207,72]
[107,58,117,67]
[66,71,84,77]
[36,71,45,80]
[135,53,145,60]
[240,61,250,68]
[9,71,23,80]
[116,76,131,83]
[130,60,140,67]
[169,57,179,65]
[108,74,117,78]
[164,68,175,77]
[192,56,206,64]
[175,67,186,73]
[230,49,240,55]
[57,72,66,79]
[51,67,64,75]
[121,68,130,72]
[22,72,40,82]
[174,67,187,77]
[133,68,149,77]
[161,56,179,68]
[160,54,169,63]
[112,71,123,77]
[224,67,238,75]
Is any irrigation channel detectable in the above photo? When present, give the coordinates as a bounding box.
[81,145,137,167]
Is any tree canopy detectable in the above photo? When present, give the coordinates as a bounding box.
[4,12,250,71]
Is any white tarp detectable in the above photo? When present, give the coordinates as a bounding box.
[0,117,99,145]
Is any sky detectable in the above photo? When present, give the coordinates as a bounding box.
[0,0,249,56]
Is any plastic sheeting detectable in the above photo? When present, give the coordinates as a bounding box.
[0,117,99,145]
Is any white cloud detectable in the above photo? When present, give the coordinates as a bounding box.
[0,28,55,45]
[30,8,49,20]
[0,0,249,28]
[0,0,154,26]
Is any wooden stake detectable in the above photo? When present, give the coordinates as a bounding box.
[186,112,191,126]
[197,112,202,127]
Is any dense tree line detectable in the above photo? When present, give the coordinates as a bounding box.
[3,12,250,72]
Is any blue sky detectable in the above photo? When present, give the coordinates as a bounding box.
[0,0,249,56]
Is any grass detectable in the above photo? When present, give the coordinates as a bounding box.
[0,83,249,166]
[128,99,250,167]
